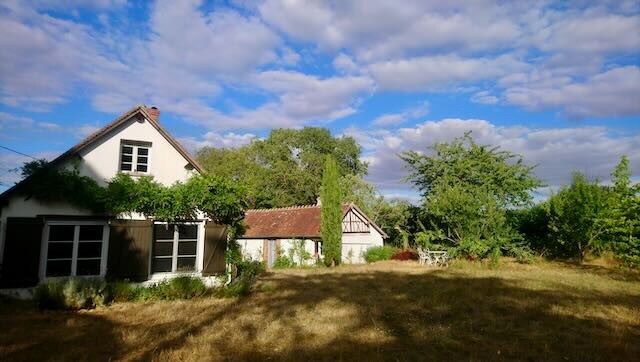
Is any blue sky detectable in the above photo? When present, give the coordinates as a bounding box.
[0,0,639,200]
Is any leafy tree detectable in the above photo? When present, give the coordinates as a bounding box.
[321,155,342,266]
[340,174,385,221]
[401,133,541,260]
[601,156,640,266]
[196,127,366,209]
[547,172,612,261]
[507,203,551,256]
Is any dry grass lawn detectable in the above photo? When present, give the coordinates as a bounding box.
[1,260,639,361]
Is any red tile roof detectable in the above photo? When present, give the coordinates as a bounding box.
[241,203,387,239]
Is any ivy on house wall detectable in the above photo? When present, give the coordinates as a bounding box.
[16,159,247,227]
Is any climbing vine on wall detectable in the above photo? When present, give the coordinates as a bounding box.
[17,159,247,228]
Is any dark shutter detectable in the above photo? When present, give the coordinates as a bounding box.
[202,223,227,275]
[1,217,44,288]
[107,220,152,281]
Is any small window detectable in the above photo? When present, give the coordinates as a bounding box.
[152,224,199,273]
[120,142,150,173]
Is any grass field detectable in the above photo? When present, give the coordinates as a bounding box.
[1,260,639,361]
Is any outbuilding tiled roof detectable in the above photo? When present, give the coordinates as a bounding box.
[242,203,387,239]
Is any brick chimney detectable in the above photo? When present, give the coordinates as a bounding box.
[145,106,160,121]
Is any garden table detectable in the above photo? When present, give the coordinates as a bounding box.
[418,248,449,267]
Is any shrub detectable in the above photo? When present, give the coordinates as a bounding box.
[219,260,266,298]
[34,278,109,310]
[273,255,294,268]
[139,276,207,301]
[107,281,139,303]
[391,250,418,261]
[364,246,397,263]
[236,260,265,279]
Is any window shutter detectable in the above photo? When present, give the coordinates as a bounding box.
[0,217,44,288]
[107,220,152,281]
[202,223,227,275]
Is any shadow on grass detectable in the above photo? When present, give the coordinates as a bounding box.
[1,268,639,361]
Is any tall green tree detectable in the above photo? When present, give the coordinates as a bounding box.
[547,172,612,261]
[401,133,541,260]
[196,127,366,209]
[601,156,640,266]
[321,155,342,266]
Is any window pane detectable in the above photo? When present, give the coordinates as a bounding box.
[153,242,173,257]
[177,257,196,271]
[177,225,198,240]
[137,156,148,164]
[76,259,101,276]
[154,224,174,240]
[46,260,72,277]
[178,241,197,256]
[78,242,102,258]
[47,242,73,259]
[79,225,103,241]
[152,258,172,273]
[136,165,148,172]
[121,155,133,163]
[121,163,132,171]
[138,148,149,156]
[122,146,133,154]
[49,225,75,241]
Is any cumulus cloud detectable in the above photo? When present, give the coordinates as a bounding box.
[505,66,640,118]
[369,55,528,91]
[178,132,257,152]
[470,91,499,105]
[258,0,523,60]
[0,112,62,132]
[372,102,429,126]
[346,119,640,195]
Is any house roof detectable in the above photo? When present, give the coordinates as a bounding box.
[241,203,388,239]
[0,105,204,202]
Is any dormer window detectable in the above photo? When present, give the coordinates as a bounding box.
[120,140,151,173]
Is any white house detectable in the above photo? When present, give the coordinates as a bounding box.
[238,203,387,266]
[0,105,227,288]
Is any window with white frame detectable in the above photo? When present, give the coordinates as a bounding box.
[120,141,150,173]
[152,224,198,273]
[44,223,108,277]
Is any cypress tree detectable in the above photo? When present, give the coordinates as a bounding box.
[321,155,342,266]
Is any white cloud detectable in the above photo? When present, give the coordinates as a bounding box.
[532,12,640,56]
[369,54,528,91]
[470,91,499,105]
[347,119,640,193]
[333,53,359,74]
[505,66,640,118]
[259,0,523,61]
[178,132,257,152]
[0,112,62,132]
[372,102,429,126]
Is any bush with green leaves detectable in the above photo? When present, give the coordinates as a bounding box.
[136,276,207,301]
[220,260,265,297]
[402,133,541,261]
[34,277,109,310]
[363,246,398,263]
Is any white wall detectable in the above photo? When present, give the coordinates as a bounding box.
[77,117,196,187]
[341,228,384,264]
[238,230,385,266]
[238,238,319,266]
[239,239,264,261]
